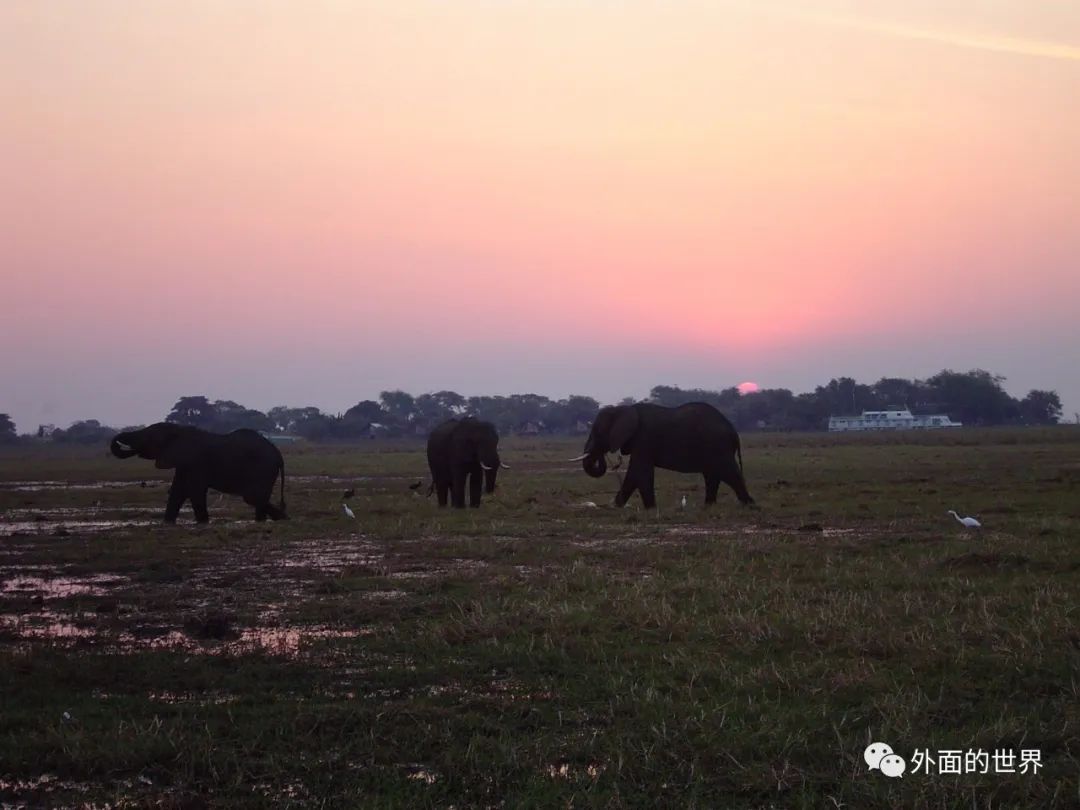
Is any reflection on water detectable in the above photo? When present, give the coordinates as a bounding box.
[0,519,155,537]
[281,539,381,571]
[0,611,99,640]
[1,574,127,598]
[0,480,162,491]
[5,507,159,518]
[0,610,374,657]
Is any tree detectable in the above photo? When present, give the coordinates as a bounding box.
[814,377,874,417]
[167,396,217,428]
[379,390,416,431]
[293,411,340,441]
[211,400,272,433]
[336,400,385,438]
[546,395,600,432]
[52,419,117,445]
[871,377,928,411]
[925,369,1017,425]
[344,400,385,423]
[412,393,455,431]
[0,413,16,443]
[1019,390,1062,425]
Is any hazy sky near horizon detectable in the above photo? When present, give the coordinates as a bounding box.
[2,0,1078,430]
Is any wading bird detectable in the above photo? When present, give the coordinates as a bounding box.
[948,510,981,528]
[343,503,355,519]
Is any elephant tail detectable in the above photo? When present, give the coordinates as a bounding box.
[736,437,744,475]
[426,480,435,497]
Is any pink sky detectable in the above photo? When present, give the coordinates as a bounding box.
[2,1,1079,429]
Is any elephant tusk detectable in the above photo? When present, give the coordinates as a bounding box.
[115,441,134,452]
[567,453,589,462]
[500,462,510,469]
[479,461,494,471]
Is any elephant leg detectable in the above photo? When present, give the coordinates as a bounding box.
[468,468,483,507]
[721,461,755,505]
[164,474,186,524]
[614,462,640,507]
[191,486,211,524]
[264,503,287,521]
[704,474,720,505]
[435,476,450,507]
[451,469,467,508]
[637,466,657,510]
[243,493,266,521]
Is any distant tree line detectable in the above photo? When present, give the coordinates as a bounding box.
[1,369,1066,445]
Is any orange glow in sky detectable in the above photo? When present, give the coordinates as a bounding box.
[2,1,1078,427]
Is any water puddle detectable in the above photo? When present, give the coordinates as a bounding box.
[389,558,487,580]
[280,538,382,572]
[147,690,238,704]
[1,574,127,598]
[547,761,606,780]
[4,507,159,518]
[572,536,654,549]
[360,589,408,600]
[666,525,862,538]
[403,766,439,784]
[291,475,420,484]
[0,610,374,657]
[0,611,99,640]
[0,519,155,537]
[0,480,162,492]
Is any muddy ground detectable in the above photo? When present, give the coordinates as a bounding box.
[1,432,1079,808]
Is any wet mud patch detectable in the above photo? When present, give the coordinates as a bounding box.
[0,535,449,659]
[572,536,654,550]
[941,552,1038,570]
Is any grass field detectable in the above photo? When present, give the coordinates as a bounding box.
[2,428,1079,808]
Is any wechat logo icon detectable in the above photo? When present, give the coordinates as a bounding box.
[865,742,906,778]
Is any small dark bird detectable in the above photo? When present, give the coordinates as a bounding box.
[139,481,147,488]
[342,488,355,500]
[408,480,423,491]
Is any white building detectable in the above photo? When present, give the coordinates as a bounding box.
[828,409,962,432]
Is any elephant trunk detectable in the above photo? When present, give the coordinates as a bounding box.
[110,435,138,459]
[583,452,607,478]
[479,448,501,493]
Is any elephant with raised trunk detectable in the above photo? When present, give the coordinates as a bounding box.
[426,417,508,508]
[572,402,753,509]
[110,423,287,524]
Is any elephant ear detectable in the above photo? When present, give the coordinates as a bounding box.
[608,407,640,454]
[155,431,199,469]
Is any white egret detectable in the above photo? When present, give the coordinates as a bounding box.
[947,510,981,528]
[680,495,687,509]
[343,503,356,519]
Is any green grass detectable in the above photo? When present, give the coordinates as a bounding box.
[1,429,1079,807]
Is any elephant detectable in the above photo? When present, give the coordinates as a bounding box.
[110,423,287,524]
[572,402,754,509]
[426,417,508,508]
